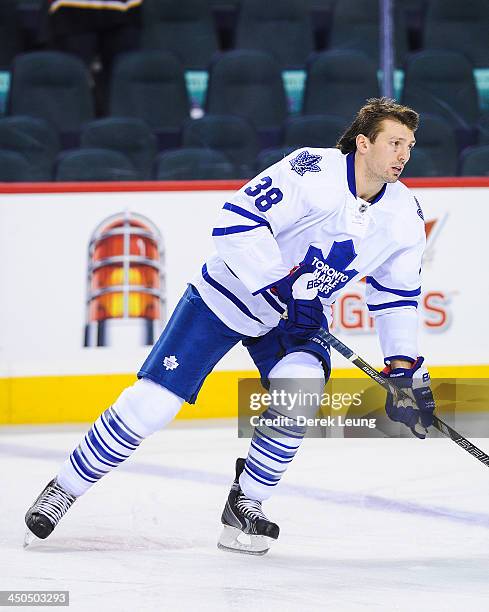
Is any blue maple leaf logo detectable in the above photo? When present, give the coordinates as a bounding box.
[302,241,358,297]
[289,150,322,176]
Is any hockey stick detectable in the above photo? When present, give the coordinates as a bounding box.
[317,328,489,468]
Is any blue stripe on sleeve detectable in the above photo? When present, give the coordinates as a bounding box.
[366,276,421,297]
[260,290,285,314]
[367,300,418,312]
[222,202,272,231]
[212,223,263,236]
[201,264,264,324]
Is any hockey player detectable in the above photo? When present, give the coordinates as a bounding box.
[25,98,435,555]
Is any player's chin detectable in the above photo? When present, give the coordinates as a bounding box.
[387,168,402,182]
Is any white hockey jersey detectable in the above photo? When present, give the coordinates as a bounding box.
[192,148,426,362]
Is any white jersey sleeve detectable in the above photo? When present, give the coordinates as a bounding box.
[212,149,325,295]
[365,198,426,363]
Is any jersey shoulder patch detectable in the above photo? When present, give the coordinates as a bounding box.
[414,196,424,220]
[289,150,322,176]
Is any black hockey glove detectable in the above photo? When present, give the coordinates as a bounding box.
[381,357,436,439]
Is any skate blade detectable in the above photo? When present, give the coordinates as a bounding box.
[217,525,272,556]
[23,528,40,549]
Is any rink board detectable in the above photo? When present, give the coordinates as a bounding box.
[0,178,488,424]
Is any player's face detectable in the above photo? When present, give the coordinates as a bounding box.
[366,119,416,183]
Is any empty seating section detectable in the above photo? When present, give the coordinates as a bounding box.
[302,51,379,119]
[80,118,157,180]
[55,148,139,182]
[155,148,236,179]
[0,115,60,180]
[182,114,258,178]
[0,149,36,182]
[206,50,287,146]
[459,146,489,176]
[109,51,190,148]
[0,1,488,180]
[0,0,21,70]
[284,115,347,149]
[329,0,409,66]
[401,114,458,177]
[256,147,295,173]
[423,0,489,68]
[9,51,94,143]
[234,0,314,69]
[142,0,219,70]
[401,50,481,148]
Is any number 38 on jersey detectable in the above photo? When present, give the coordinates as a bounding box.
[244,176,283,212]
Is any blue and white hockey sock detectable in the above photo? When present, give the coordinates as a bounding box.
[57,379,184,497]
[239,352,326,502]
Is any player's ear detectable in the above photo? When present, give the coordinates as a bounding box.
[355,133,369,153]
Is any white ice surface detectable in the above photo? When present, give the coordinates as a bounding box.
[2,423,489,612]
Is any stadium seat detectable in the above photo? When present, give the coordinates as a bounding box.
[0,115,60,181]
[0,0,21,70]
[0,149,35,182]
[329,0,409,66]
[80,118,157,180]
[284,114,347,149]
[256,147,296,173]
[154,148,237,180]
[182,114,258,178]
[234,0,314,69]
[55,148,139,182]
[8,52,94,143]
[401,51,480,148]
[404,114,458,177]
[142,0,219,70]
[459,146,489,176]
[424,0,489,68]
[478,114,489,145]
[205,50,288,147]
[302,51,379,120]
[110,51,190,149]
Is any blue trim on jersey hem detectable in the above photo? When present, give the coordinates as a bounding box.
[202,263,264,324]
[384,354,416,365]
[366,276,421,297]
[367,300,418,311]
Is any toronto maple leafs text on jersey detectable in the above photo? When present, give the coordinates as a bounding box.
[192,148,426,361]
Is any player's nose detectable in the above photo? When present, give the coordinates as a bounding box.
[398,148,409,164]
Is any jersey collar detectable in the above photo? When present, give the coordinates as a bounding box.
[346,151,387,205]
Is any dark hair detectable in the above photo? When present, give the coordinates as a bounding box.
[336,97,419,154]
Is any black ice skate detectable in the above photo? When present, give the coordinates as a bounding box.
[24,478,76,546]
[218,458,279,556]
